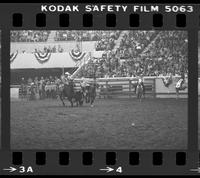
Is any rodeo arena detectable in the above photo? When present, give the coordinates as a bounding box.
[10,30,188,149]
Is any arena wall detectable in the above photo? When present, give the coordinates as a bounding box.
[11,76,189,100]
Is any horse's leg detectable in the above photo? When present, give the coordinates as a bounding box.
[143,87,145,99]
[90,96,94,107]
[86,94,89,103]
[176,88,179,99]
[90,93,95,107]
[79,93,84,106]
[69,98,73,107]
[135,85,137,94]
[39,90,41,99]
[59,94,65,106]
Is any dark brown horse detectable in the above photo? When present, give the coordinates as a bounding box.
[81,82,99,107]
[58,80,84,107]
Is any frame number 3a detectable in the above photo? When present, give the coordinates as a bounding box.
[19,166,33,174]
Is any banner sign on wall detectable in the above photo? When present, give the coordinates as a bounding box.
[155,77,188,98]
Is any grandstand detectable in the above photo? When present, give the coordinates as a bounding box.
[10,30,188,85]
[77,31,188,78]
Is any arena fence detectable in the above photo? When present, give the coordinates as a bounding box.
[10,76,188,100]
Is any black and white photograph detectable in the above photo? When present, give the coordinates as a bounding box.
[10,30,188,149]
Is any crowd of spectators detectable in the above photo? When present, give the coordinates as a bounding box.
[117,31,158,59]
[34,45,64,53]
[95,31,120,51]
[79,31,188,78]
[20,75,62,99]
[54,30,121,51]
[11,30,121,53]
[25,76,57,85]
[10,30,188,78]
[11,31,51,42]
[55,31,93,41]
[54,30,120,42]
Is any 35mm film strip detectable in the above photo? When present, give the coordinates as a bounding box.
[0,3,199,175]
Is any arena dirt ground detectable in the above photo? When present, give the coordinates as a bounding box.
[11,98,188,150]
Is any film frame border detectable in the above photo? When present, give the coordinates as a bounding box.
[0,3,199,175]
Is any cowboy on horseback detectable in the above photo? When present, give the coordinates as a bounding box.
[58,72,75,107]
[176,72,185,89]
[61,72,71,85]
[138,75,145,88]
[175,72,187,99]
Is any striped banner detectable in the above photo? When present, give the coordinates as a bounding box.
[34,51,51,64]
[10,51,18,63]
[69,49,86,62]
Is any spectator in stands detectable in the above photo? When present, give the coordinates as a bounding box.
[11,31,51,42]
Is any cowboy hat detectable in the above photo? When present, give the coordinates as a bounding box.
[65,72,70,75]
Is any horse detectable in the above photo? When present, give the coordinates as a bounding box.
[136,82,144,102]
[81,82,99,107]
[58,80,84,107]
[82,85,91,103]
[175,78,187,99]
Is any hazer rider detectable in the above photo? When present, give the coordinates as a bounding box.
[175,72,186,90]
[61,72,72,85]
[80,77,90,92]
[137,75,145,95]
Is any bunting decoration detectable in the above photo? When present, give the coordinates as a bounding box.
[34,51,51,64]
[69,49,86,62]
[10,51,18,63]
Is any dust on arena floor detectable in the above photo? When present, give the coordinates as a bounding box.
[11,98,187,150]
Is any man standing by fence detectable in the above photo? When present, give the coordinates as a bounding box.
[20,77,27,99]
